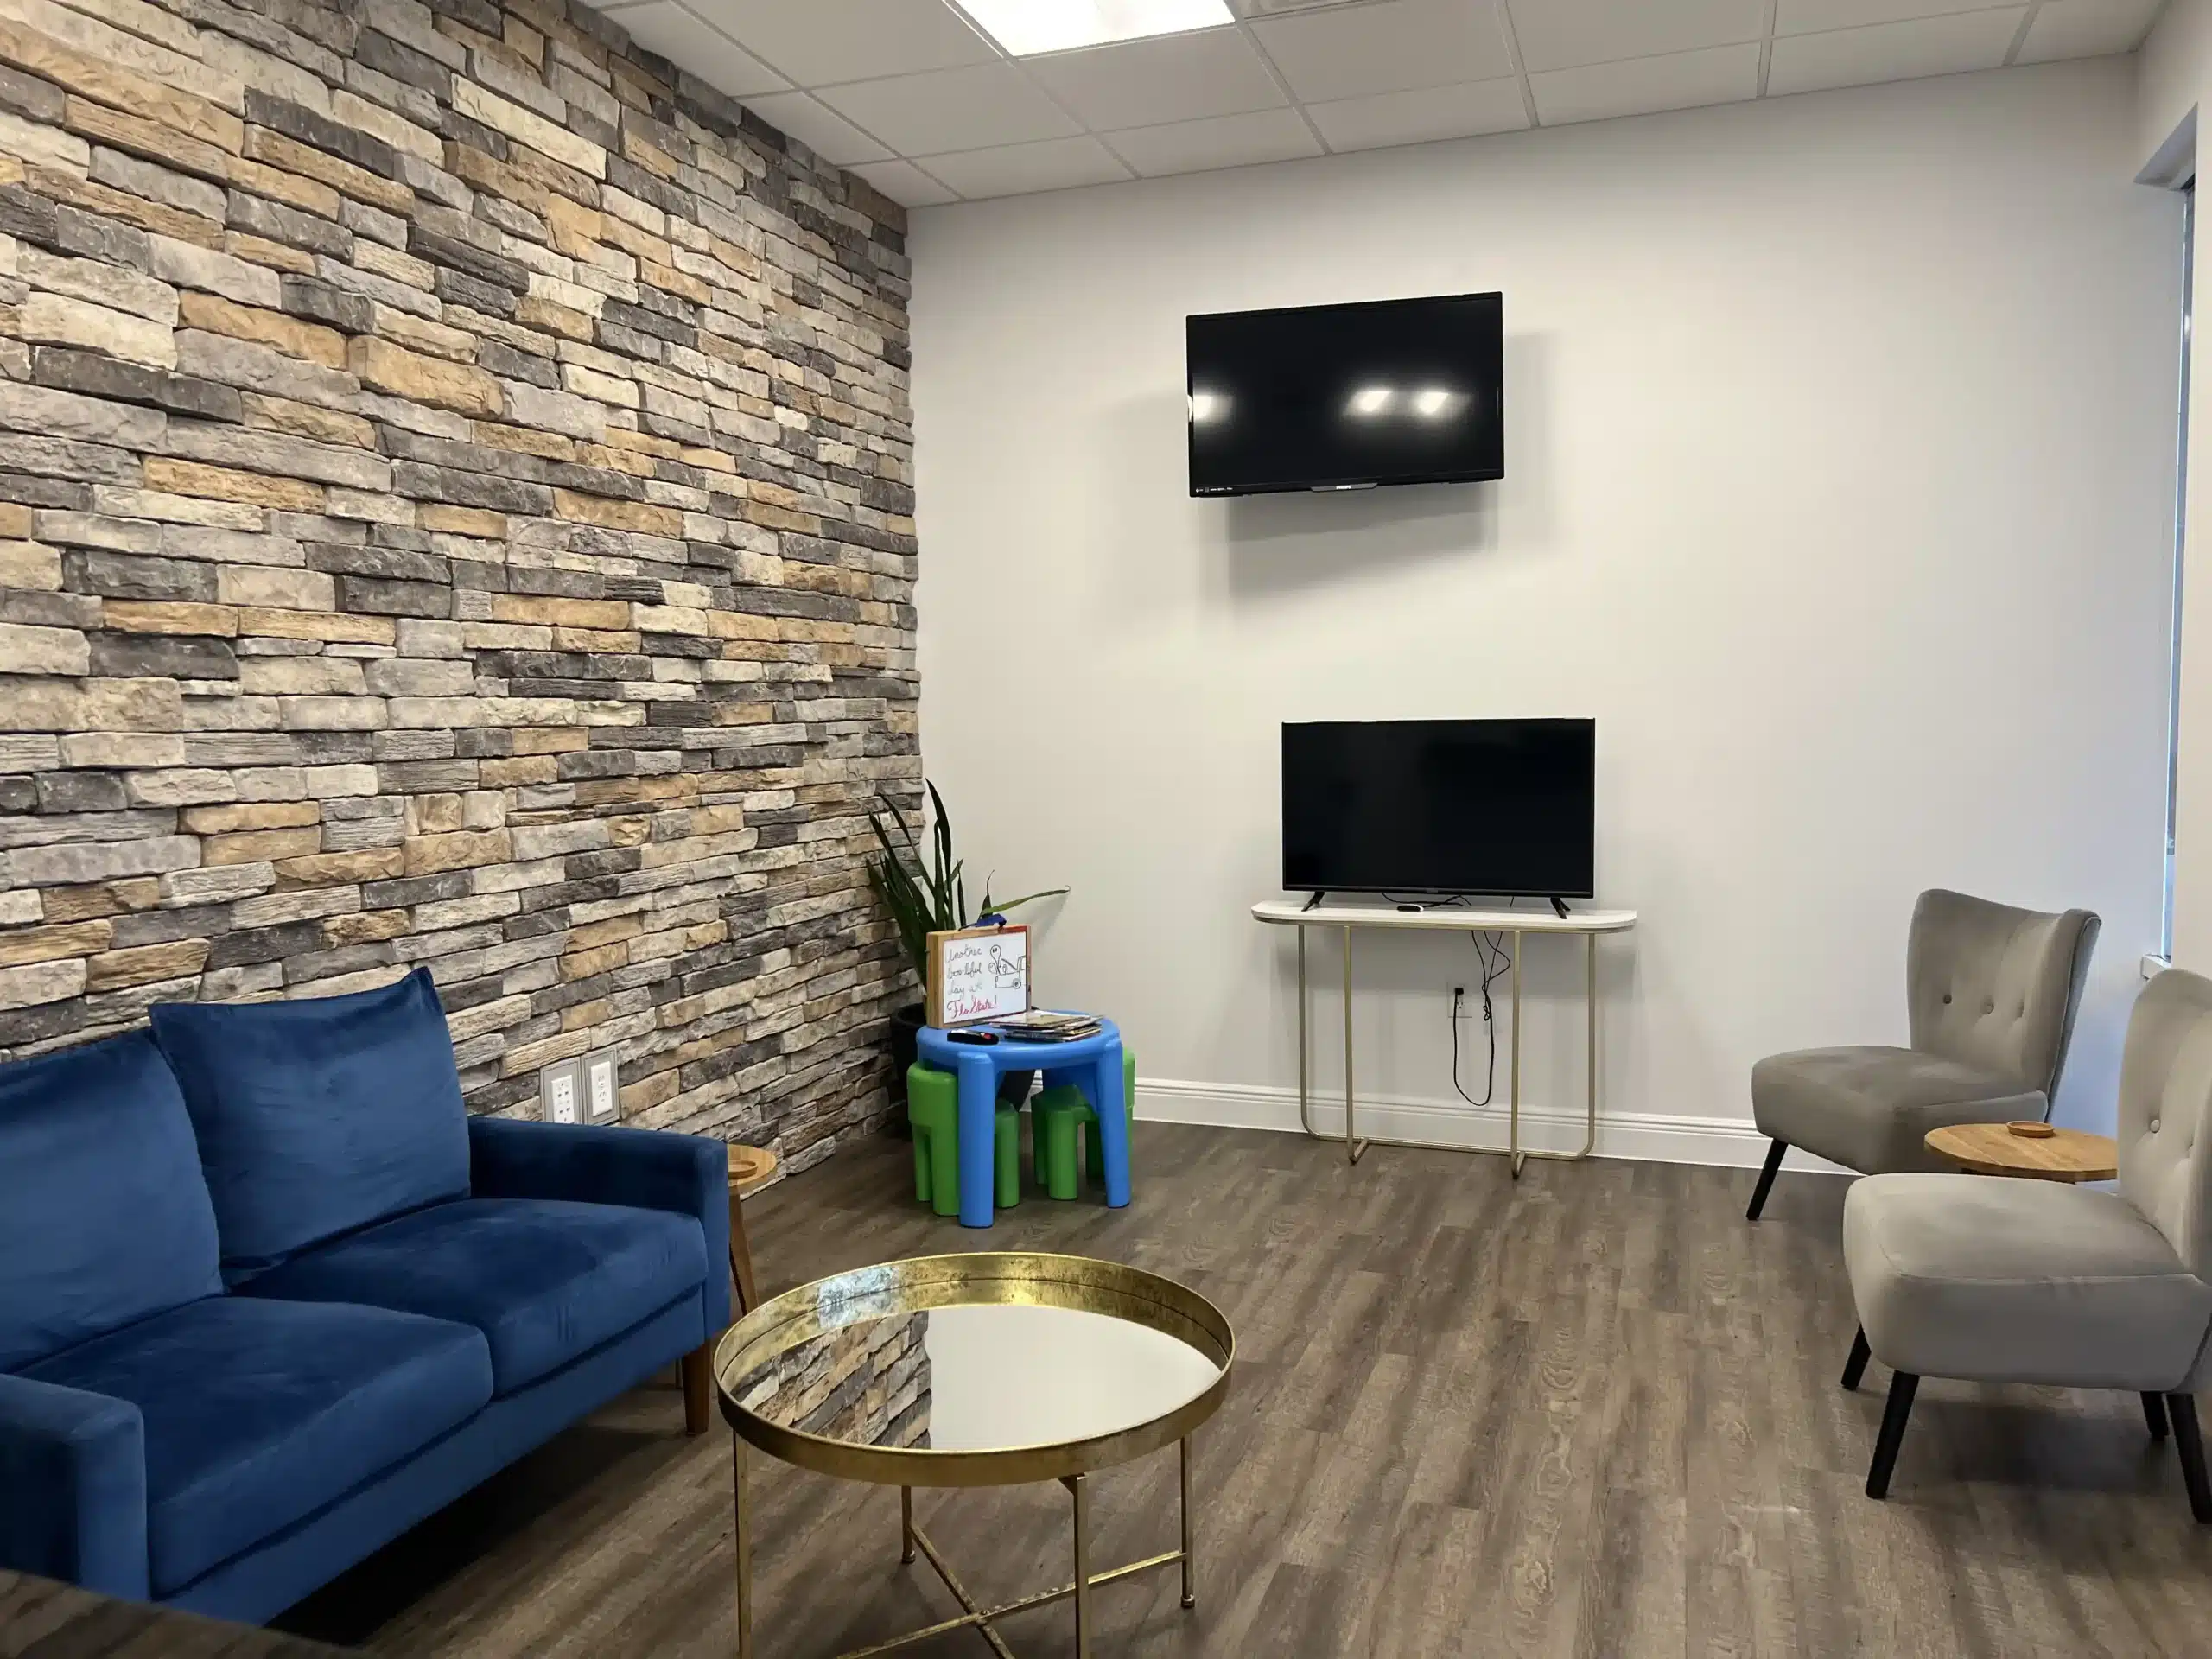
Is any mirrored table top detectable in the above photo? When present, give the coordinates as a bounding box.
[715,1254,1235,1484]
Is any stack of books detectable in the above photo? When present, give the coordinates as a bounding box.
[995,1009,1103,1042]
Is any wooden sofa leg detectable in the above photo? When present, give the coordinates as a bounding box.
[1866,1371,1918,1499]
[2170,1394,2212,1522]
[1746,1137,1786,1221]
[681,1343,713,1437]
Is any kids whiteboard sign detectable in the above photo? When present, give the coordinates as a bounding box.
[926,925,1030,1027]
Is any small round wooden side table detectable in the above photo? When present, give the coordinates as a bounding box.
[727,1144,778,1317]
[1924,1122,2119,1183]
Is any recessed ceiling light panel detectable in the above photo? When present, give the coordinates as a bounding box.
[961,0,1235,58]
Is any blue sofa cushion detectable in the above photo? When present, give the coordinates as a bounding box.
[237,1198,709,1395]
[0,1031,221,1372]
[150,969,471,1279]
[21,1297,491,1597]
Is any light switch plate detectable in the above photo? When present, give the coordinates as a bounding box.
[583,1048,619,1122]
[540,1057,583,1124]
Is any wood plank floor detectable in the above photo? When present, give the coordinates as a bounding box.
[278,1124,2212,1656]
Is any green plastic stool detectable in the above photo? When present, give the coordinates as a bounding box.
[1031,1050,1136,1202]
[907,1062,1020,1218]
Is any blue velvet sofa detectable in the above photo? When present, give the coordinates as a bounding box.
[0,968,729,1624]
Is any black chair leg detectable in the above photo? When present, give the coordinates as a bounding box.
[2144,1392,2171,1442]
[1746,1137,1787,1221]
[1841,1327,1871,1393]
[2170,1394,2212,1522]
[1866,1371,1919,1499]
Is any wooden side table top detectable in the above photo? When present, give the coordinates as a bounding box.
[728,1143,779,1197]
[1925,1122,2119,1183]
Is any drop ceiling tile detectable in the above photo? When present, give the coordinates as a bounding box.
[1250,0,1515,103]
[817,63,1084,154]
[850,158,961,207]
[1027,28,1285,130]
[682,0,995,86]
[1506,0,1765,73]
[1307,78,1529,151]
[1777,0,2016,33]
[1529,41,1760,124]
[739,91,892,166]
[1106,107,1323,176]
[915,136,1132,198]
[2015,0,2164,63]
[602,3,787,98]
[1768,9,2024,96]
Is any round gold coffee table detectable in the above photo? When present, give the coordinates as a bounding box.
[714,1252,1235,1658]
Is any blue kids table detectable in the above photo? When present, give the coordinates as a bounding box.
[913,1016,1131,1228]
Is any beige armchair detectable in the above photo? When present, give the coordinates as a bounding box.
[1745,888,2100,1220]
[1840,967,2212,1520]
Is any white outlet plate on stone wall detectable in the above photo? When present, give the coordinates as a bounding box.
[584,1049,620,1122]
[540,1057,584,1124]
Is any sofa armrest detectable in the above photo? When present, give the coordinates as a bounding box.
[468,1117,730,1331]
[0,1371,148,1600]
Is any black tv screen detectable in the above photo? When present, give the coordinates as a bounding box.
[1187,292,1503,497]
[1282,719,1593,898]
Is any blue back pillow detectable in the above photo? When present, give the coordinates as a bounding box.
[0,1031,223,1372]
[150,969,472,1281]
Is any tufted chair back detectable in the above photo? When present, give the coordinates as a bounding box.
[1904,889,2099,1099]
[2120,969,2212,1281]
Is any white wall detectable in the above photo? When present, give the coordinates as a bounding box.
[912,58,2179,1162]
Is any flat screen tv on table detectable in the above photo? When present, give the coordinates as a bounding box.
[1281,719,1594,899]
[1187,291,1503,497]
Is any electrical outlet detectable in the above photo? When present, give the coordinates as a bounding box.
[539,1057,582,1124]
[584,1049,619,1122]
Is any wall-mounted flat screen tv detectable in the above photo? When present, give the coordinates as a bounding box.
[1188,292,1503,497]
[1281,718,1593,899]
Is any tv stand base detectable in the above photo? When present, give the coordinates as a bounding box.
[1549,896,1570,919]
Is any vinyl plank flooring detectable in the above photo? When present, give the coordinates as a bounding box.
[276,1127,2212,1657]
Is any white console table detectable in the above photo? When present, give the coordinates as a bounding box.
[1251,899,1638,1175]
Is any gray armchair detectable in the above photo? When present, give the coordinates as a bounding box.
[1745,888,2100,1220]
[1840,968,2212,1521]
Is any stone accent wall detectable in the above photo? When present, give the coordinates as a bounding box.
[734,1311,931,1450]
[0,0,919,1163]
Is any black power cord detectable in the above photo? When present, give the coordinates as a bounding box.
[1450,930,1513,1109]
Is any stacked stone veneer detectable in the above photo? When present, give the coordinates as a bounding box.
[0,0,919,1161]
[734,1310,930,1450]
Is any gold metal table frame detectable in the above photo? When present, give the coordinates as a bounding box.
[1252,899,1638,1176]
[715,1253,1236,1658]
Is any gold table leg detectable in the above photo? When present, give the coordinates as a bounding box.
[900,1485,915,1565]
[732,1436,753,1659]
[1068,1472,1092,1658]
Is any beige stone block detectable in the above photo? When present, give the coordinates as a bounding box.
[0,106,87,171]
[242,127,411,215]
[479,754,554,786]
[66,97,230,186]
[103,600,239,636]
[57,731,182,767]
[159,862,275,905]
[321,907,410,946]
[403,829,510,875]
[301,762,377,798]
[274,847,402,884]
[559,940,627,982]
[418,504,505,538]
[471,420,569,462]
[223,228,314,275]
[216,565,334,611]
[149,235,277,308]
[0,19,242,152]
[0,918,111,966]
[237,655,360,695]
[236,608,395,646]
[461,791,504,830]
[39,876,156,921]
[18,677,183,731]
[17,290,177,368]
[372,305,472,362]
[488,594,627,630]
[324,487,415,526]
[277,695,385,730]
[452,77,604,180]
[0,620,87,674]
[0,890,38,925]
[550,627,639,653]
[7,835,196,883]
[231,885,359,929]
[0,0,243,111]
[181,799,318,833]
[203,826,319,863]
[84,938,209,991]
[513,292,590,341]
[347,336,500,416]
[28,163,219,248]
[0,957,86,1008]
[241,393,373,448]
[328,89,440,162]
[178,290,344,368]
[20,245,176,327]
[123,767,236,806]
[408,792,462,834]
[143,458,323,512]
[92,486,261,531]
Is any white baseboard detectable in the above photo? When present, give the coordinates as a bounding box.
[1135,1077,1850,1174]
